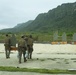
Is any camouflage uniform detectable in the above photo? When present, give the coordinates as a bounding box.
[4,34,11,58]
[18,36,27,63]
[27,35,33,59]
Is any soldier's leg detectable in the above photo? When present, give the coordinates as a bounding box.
[5,50,8,58]
[30,53,31,59]
[29,46,33,59]
[5,46,10,58]
[28,45,30,59]
[7,49,10,58]
[5,46,9,58]
[7,50,9,58]
[19,50,22,63]
[29,51,32,59]
[28,51,30,59]
[23,49,27,62]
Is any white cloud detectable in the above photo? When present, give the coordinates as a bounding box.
[0,24,12,30]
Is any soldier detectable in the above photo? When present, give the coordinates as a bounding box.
[27,35,34,59]
[4,34,11,59]
[18,35,27,64]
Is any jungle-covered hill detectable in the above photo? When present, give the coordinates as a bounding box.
[0,2,76,33]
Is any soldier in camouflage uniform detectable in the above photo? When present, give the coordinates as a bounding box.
[27,35,34,59]
[4,34,11,59]
[18,35,27,64]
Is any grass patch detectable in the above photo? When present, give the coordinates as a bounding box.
[0,66,76,74]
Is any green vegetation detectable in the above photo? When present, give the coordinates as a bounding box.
[0,2,76,34]
[0,31,73,43]
[0,66,76,74]
[0,2,76,42]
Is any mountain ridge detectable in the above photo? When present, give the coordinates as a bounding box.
[0,2,76,33]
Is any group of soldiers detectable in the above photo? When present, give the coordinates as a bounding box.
[4,34,34,64]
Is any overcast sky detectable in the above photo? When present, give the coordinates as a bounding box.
[0,0,76,30]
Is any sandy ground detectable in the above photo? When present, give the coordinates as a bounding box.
[0,43,76,75]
